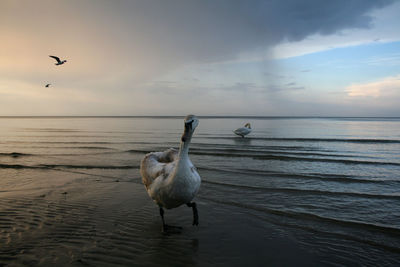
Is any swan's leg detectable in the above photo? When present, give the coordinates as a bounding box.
[159,207,167,231]
[159,207,182,232]
[186,202,199,226]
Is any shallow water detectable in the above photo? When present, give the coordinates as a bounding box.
[1,116,400,266]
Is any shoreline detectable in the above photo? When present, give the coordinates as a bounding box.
[0,173,316,266]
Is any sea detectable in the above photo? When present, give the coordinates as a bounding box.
[1,116,400,266]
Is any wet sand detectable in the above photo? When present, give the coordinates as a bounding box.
[0,172,315,266]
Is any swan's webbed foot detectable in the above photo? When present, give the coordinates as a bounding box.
[162,224,183,233]
[186,202,199,226]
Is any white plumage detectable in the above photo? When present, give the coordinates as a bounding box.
[140,115,201,231]
[234,122,252,137]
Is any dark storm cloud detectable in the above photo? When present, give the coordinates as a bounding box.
[1,0,396,115]
[2,0,394,74]
[18,0,391,67]
[102,0,394,63]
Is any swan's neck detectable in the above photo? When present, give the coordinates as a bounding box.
[168,126,194,184]
[178,136,192,159]
[178,121,194,158]
[179,129,193,159]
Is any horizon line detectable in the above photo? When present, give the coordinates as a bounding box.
[0,115,399,119]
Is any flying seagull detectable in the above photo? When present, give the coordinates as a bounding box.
[45,83,51,88]
[49,55,67,66]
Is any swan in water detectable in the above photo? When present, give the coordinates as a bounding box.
[234,123,252,137]
[140,115,201,232]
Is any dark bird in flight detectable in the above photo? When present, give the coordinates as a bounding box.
[45,84,51,88]
[49,55,67,65]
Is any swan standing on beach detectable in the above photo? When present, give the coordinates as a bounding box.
[140,115,201,232]
[234,123,252,137]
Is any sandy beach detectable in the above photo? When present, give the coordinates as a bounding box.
[0,169,315,266]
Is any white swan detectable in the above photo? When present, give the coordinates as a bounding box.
[234,122,252,137]
[140,115,201,231]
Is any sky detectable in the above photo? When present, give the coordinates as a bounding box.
[1,0,400,116]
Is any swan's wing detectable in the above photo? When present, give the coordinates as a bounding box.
[156,148,179,163]
[140,152,165,188]
[140,148,178,188]
[49,55,61,63]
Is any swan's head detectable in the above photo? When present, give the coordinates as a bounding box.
[245,123,251,129]
[181,114,199,142]
[184,114,199,129]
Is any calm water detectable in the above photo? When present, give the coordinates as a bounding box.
[1,116,400,265]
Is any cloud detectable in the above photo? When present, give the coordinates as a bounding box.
[1,0,394,71]
[271,1,400,58]
[0,0,397,115]
[346,74,400,97]
[285,82,296,86]
[219,82,260,92]
[264,72,286,79]
[363,53,400,66]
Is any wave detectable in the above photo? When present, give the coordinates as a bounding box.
[39,164,138,170]
[191,150,400,166]
[0,149,120,158]
[201,196,400,236]
[126,149,159,154]
[198,166,392,184]
[21,128,83,133]
[13,135,124,138]
[190,147,356,158]
[125,147,400,167]
[69,146,116,150]
[44,146,117,150]
[6,141,116,144]
[200,196,400,254]
[4,140,177,146]
[0,163,36,169]
[4,148,394,168]
[0,152,32,158]
[193,142,331,152]
[200,137,400,144]
[0,163,138,170]
[202,179,400,200]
